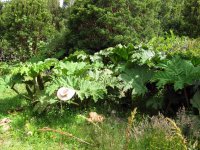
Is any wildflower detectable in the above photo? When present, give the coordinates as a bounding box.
[57,87,76,101]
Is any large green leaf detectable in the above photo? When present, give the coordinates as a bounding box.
[53,61,89,76]
[47,76,107,102]
[119,66,153,96]
[0,75,12,93]
[153,57,200,91]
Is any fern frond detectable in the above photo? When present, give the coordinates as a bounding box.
[153,57,200,90]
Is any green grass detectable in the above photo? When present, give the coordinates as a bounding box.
[0,87,194,150]
[0,114,127,150]
[0,87,127,150]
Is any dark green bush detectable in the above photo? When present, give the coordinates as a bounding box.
[158,0,200,38]
[48,0,67,31]
[128,0,163,40]
[159,0,184,34]
[182,0,200,37]
[0,0,57,61]
[66,0,135,52]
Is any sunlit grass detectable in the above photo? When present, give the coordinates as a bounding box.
[0,87,127,150]
[0,86,195,150]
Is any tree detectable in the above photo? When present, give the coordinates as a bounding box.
[128,0,162,40]
[0,0,56,61]
[0,1,3,13]
[48,0,66,31]
[181,0,200,37]
[159,0,185,35]
[160,0,200,37]
[0,1,5,38]
[66,0,135,52]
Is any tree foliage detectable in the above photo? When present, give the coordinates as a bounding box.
[48,0,66,31]
[182,0,200,37]
[66,0,135,52]
[0,0,56,61]
[128,0,162,40]
[159,0,184,34]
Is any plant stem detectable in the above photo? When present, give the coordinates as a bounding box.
[39,127,93,146]
[11,84,32,101]
[184,87,189,106]
[25,84,33,98]
[37,74,44,90]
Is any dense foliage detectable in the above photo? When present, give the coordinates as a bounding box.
[66,0,135,51]
[128,0,162,40]
[182,0,200,37]
[0,0,65,61]
[0,0,199,116]
[0,0,56,61]
[1,0,200,57]
[0,42,199,116]
[159,0,184,34]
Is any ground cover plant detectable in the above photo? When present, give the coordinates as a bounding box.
[1,43,199,113]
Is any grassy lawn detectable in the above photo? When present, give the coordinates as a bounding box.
[0,87,194,150]
[0,88,128,150]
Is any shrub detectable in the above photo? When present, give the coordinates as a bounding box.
[0,54,118,113]
[160,0,200,38]
[159,0,184,34]
[66,0,135,52]
[148,33,200,59]
[0,0,57,61]
[1,42,200,114]
[128,0,163,40]
[182,0,200,37]
[48,0,66,31]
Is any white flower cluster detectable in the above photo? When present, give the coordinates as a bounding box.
[57,87,76,101]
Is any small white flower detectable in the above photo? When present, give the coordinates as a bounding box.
[57,87,76,101]
[27,131,33,136]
